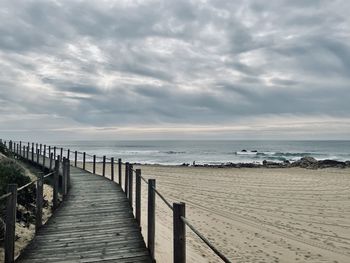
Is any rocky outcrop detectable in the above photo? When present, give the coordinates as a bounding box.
[290,156,318,169]
[317,159,347,169]
[183,156,350,169]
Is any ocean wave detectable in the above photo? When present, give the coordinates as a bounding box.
[235,151,258,155]
[163,151,186,154]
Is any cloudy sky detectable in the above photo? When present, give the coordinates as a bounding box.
[0,0,349,140]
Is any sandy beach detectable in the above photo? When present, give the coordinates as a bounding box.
[83,163,350,263]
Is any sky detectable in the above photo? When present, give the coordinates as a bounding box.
[0,0,349,141]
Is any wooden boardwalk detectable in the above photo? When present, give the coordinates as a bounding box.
[16,164,152,262]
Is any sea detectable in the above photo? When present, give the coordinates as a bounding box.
[47,140,350,165]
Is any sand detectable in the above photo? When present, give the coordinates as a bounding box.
[83,162,350,263]
[0,157,53,261]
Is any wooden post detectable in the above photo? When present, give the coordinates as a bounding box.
[5,184,17,263]
[9,140,12,152]
[36,149,40,164]
[62,158,68,196]
[50,153,53,170]
[93,155,96,174]
[61,157,66,195]
[53,159,59,210]
[83,152,86,170]
[148,179,156,260]
[40,144,42,155]
[31,145,34,162]
[23,146,25,159]
[136,169,141,226]
[118,158,122,185]
[60,147,63,158]
[20,141,22,156]
[43,145,46,169]
[111,157,114,181]
[128,164,133,206]
[103,156,106,177]
[173,202,186,263]
[74,151,77,167]
[67,149,70,160]
[27,145,29,159]
[67,159,71,189]
[124,162,129,196]
[54,146,56,159]
[36,174,44,232]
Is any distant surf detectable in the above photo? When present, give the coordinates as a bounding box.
[49,140,350,165]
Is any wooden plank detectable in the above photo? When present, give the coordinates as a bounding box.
[53,159,59,210]
[136,169,141,226]
[17,156,151,263]
[5,184,17,263]
[111,157,114,181]
[148,179,156,260]
[174,202,186,263]
[36,174,44,232]
[118,158,122,185]
[128,164,133,206]
[103,155,106,177]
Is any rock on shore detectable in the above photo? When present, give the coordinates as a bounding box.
[185,156,350,169]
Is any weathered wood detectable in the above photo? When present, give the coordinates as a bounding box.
[50,153,53,170]
[60,147,63,158]
[93,155,96,174]
[83,152,86,170]
[173,202,186,263]
[27,145,29,159]
[136,169,141,226]
[36,149,40,164]
[17,160,151,263]
[128,164,133,206]
[53,146,56,159]
[53,159,59,210]
[125,162,129,196]
[36,174,44,232]
[43,145,46,169]
[20,141,22,156]
[67,159,71,189]
[40,144,42,155]
[67,149,70,160]
[74,150,77,167]
[103,155,106,177]
[118,158,122,185]
[5,184,17,263]
[62,157,67,196]
[62,158,68,196]
[148,179,156,260]
[111,157,114,181]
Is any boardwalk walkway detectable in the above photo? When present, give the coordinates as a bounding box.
[16,161,152,262]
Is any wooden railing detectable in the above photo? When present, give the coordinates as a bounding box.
[1,139,232,263]
[0,140,70,263]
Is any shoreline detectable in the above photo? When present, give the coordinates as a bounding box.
[101,157,350,169]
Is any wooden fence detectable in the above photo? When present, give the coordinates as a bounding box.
[0,140,70,263]
[0,139,232,263]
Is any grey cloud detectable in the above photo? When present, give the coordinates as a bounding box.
[0,0,349,139]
